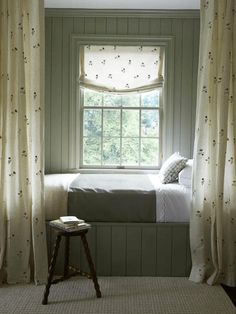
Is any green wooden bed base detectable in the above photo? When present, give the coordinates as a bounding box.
[46,222,191,277]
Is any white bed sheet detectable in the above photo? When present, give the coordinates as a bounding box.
[149,174,192,222]
[44,173,79,220]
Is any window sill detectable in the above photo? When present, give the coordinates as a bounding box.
[70,168,159,174]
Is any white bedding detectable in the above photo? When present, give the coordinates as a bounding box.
[44,173,79,220]
[149,174,192,222]
[45,173,192,222]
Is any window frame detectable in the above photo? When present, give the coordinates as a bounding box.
[80,89,163,169]
[70,34,174,171]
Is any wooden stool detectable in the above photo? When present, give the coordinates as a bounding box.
[42,223,101,305]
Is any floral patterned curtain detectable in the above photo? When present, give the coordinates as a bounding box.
[79,45,164,93]
[0,0,48,284]
[190,0,236,286]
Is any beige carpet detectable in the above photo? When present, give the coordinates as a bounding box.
[0,277,235,314]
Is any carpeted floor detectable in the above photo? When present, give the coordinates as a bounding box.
[0,277,235,314]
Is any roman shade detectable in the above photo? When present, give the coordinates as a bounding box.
[79,45,165,93]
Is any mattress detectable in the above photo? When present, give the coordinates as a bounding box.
[68,174,156,223]
[67,174,191,223]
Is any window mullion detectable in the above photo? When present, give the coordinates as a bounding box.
[101,94,104,166]
[120,107,122,167]
[139,95,141,167]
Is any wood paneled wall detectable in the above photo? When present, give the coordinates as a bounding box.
[45,10,200,173]
[47,222,191,276]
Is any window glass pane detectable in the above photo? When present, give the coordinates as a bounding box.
[122,138,139,166]
[141,138,159,166]
[82,88,160,168]
[103,137,120,165]
[83,137,101,165]
[83,109,102,137]
[104,94,121,107]
[84,89,102,107]
[122,94,139,107]
[122,110,139,137]
[141,90,159,107]
[103,109,121,137]
[141,110,159,137]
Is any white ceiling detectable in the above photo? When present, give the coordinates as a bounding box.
[44,0,200,10]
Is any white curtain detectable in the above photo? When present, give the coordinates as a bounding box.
[190,0,236,286]
[80,45,164,93]
[0,0,48,284]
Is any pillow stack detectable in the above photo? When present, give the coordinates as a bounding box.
[159,152,187,184]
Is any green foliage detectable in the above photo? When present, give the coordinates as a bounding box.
[83,89,160,167]
[84,89,102,106]
[142,91,159,107]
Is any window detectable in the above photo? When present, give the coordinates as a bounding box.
[79,44,165,169]
[82,89,161,167]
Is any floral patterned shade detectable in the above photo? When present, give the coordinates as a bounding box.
[190,0,236,287]
[79,45,164,93]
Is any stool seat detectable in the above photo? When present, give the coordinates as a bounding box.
[42,223,101,305]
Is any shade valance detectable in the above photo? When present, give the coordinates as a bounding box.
[79,45,165,93]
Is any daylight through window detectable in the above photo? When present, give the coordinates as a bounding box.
[79,45,165,168]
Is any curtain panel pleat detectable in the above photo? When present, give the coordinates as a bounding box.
[190,0,236,287]
[0,0,47,284]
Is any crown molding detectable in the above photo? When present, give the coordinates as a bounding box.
[45,9,200,19]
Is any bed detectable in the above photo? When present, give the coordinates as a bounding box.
[45,173,192,277]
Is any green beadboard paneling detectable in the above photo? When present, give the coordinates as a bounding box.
[50,17,62,172]
[171,226,188,276]
[95,17,107,34]
[47,222,191,277]
[138,18,150,35]
[160,19,172,35]
[180,19,194,158]
[106,17,117,34]
[73,17,85,33]
[111,226,127,275]
[156,226,172,276]
[149,19,161,35]
[126,226,142,275]
[141,226,157,276]
[117,18,128,35]
[45,17,52,173]
[127,18,139,35]
[45,11,199,172]
[96,225,112,275]
[191,19,200,156]
[84,17,96,34]
[61,17,73,171]
[172,19,183,153]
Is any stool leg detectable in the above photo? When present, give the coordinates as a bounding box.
[64,236,70,278]
[42,234,62,305]
[81,234,101,298]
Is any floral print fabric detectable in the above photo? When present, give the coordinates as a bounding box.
[190,0,236,286]
[80,45,164,93]
[0,0,47,284]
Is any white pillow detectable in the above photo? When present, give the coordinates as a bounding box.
[159,152,187,184]
[178,159,193,188]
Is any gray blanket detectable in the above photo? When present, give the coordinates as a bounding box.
[68,174,156,222]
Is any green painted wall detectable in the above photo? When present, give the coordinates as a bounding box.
[45,9,200,173]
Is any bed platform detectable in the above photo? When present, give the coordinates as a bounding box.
[45,173,192,276]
